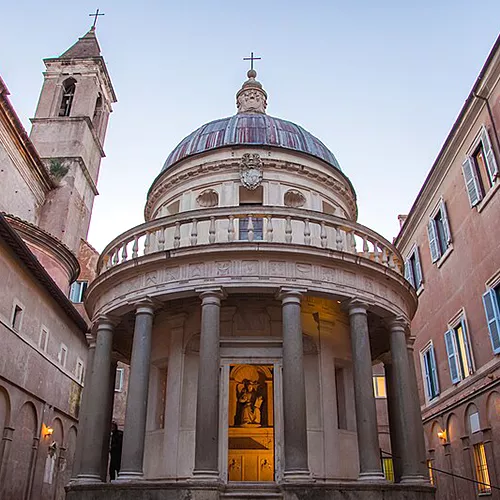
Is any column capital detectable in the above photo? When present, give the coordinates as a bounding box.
[386,315,409,333]
[93,314,118,330]
[196,287,226,305]
[276,287,307,304]
[134,297,159,316]
[345,298,369,316]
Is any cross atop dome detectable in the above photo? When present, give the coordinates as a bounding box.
[236,53,267,114]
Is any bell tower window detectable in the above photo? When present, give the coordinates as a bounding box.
[59,78,76,117]
[93,93,103,130]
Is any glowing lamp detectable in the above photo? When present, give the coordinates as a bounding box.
[437,430,447,441]
[42,423,54,438]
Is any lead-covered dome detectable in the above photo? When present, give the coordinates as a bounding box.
[161,68,341,173]
[162,114,341,172]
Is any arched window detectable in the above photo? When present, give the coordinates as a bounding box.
[59,78,76,117]
[92,93,103,128]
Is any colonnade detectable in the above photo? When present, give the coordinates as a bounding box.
[75,288,427,484]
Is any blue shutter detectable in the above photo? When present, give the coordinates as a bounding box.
[461,157,482,207]
[427,219,440,262]
[440,201,452,245]
[414,247,423,287]
[445,329,461,383]
[429,346,440,397]
[480,126,499,181]
[405,259,415,288]
[423,353,433,400]
[460,318,474,375]
[482,289,500,354]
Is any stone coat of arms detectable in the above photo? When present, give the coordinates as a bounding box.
[239,153,263,190]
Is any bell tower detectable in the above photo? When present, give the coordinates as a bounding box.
[30,27,117,254]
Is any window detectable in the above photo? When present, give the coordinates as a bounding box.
[444,316,473,384]
[421,344,440,401]
[482,285,500,354]
[115,367,124,392]
[75,358,84,383]
[462,126,499,207]
[59,78,76,117]
[382,457,394,482]
[470,411,481,434]
[11,304,23,331]
[404,246,423,289]
[373,376,387,398]
[58,344,68,367]
[239,216,263,241]
[473,443,491,494]
[427,460,435,485]
[39,327,49,352]
[427,200,452,263]
[69,281,88,303]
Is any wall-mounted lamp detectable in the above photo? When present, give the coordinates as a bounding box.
[42,423,54,439]
[437,429,447,441]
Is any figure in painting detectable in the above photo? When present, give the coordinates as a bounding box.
[236,379,264,426]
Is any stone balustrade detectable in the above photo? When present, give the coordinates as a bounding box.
[98,207,403,276]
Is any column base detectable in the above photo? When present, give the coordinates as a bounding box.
[400,475,429,484]
[358,471,387,482]
[191,469,220,481]
[283,469,314,482]
[74,473,103,483]
[115,471,144,481]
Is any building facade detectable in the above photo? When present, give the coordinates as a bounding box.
[68,69,434,500]
[396,35,500,500]
[0,27,115,499]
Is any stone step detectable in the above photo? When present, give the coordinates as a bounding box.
[221,483,282,500]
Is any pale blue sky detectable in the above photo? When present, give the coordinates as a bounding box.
[1,1,499,251]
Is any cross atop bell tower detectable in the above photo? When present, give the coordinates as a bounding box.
[29,27,117,255]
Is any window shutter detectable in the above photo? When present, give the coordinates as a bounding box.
[440,201,452,244]
[427,219,440,262]
[460,318,474,375]
[461,157,482,207]
[423,354,433,400]
[480,126,499,181]
[482,289,500,354]
[429,346,440,396]
[405,260,415,288]
[445,329,461,383]
[414,247,423,287]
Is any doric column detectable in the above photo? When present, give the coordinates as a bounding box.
[72,334,96,479]
[78,316,115,481]
[406,337,429,478]
[348,300,384,481]
[101,358,118,481]
[279,287,311,481]
[118,299,156,480]
[388,318,426,482]
[383,358,402,482]
[193,288,225,479]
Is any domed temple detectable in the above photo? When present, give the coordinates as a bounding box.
[68,69,435,500]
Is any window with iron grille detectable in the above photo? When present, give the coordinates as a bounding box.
[473,443,491,494]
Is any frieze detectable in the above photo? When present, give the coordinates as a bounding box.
[241,260,259,275]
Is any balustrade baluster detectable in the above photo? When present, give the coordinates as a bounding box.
[209,217,216,244]
[112,249,119,265]
[121,241,128,261]
[336,227,343,251]
[362,237,369,258]
[285,216,292,244]
[388,252,396,269]
[158,226,166,251]
[247,215,254,242]
[304,219,311,245]
[228,216,235,242]
[190,219,198,246]
[320,221,327,248]
[373,242,381,263]
[144,232,151,255]
[132,236,139,259]
[174,222,181,249]
[266,216,273,242]
[382,247,389,266]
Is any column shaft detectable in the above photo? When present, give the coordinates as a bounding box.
[389,321,426,482]
[348,302,384,480]
[281,289,311,480]
[78,318,114,481]
[384,362,402,482]
[72,338,96,479]
[193,289,224,479]
[119,301,155,479]
[101,360,117,481]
